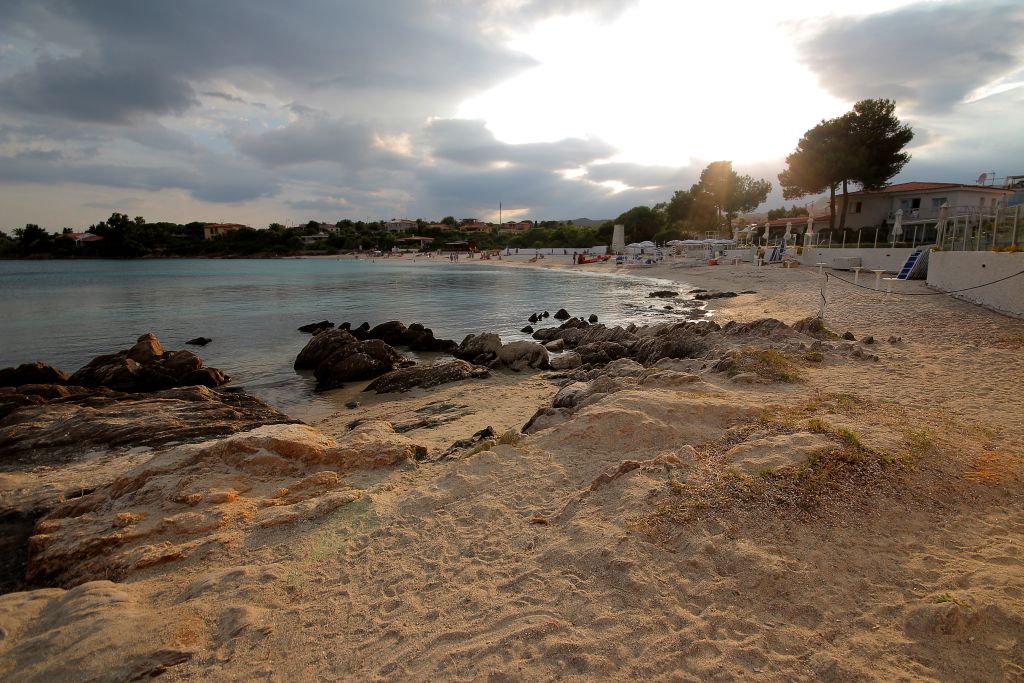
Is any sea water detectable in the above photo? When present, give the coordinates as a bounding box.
[0,258,700,416]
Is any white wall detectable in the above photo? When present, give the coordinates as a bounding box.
[503,246,608,256]
[799,247,921,272]
[927,251,1024,318]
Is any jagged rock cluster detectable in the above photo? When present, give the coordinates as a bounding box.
[0,333,229,397]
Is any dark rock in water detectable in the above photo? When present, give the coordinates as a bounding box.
[693,291,738,301]
[528,313,539,323]
[690,288,708,294]
[294,329,358,370]
[366,320,408,346]
[66,334,229,392]
[294,328,412,390]
[664,305,673,310]
[339,322,351,330]
[452,333,502,365]
[403,323,456,353]
[560,318,589,330]
[350,322,371,339]
[842,331,856,341]
[365,360,490,394]
[862,335,875,344]
[553,308,571,320]
[740,290,757,295]
[298,320,334,334]
[888,335,901,344]
[648,290,678,298]
[186,336,213,346]
[521,325,534,334]
[588,314,598,323]
[345,400,360,409]
[0,362,68,387]
[312,340,412,391]
[542,311,550,318]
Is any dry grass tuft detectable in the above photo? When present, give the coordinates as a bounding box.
[719,348,803,383]
[496,429,523,446]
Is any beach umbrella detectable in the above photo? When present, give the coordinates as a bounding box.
[783,221,792,244]
[805,213,814,245]
[892,208,904,246]
[935,202,950,246]
[762,223,770,242]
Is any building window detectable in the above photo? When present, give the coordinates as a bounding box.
[849,201,862,214]
[899,198,921,210]
[931,197,947,209]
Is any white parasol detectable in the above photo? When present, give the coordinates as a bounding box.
[891,208,904,246]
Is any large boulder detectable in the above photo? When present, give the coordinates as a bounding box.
[402,323,457,352]
[553,308,571,320]
[495,341,549,371]
[0,362,69,387]
[629,325,708,365]
[548,352,581,370]
[294,329,358,370]
[67,334,229,392]
[574,341,630,365]
[0,385,295,462]
[312,339,411,390]
[366,320,409,346]
[364,360,490,393]
[453,333,502,364]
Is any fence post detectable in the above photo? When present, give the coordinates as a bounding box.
[874,228,879,249]
[992,207,1000,250]
[1013,205,1019,248]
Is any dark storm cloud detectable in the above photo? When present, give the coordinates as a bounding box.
[0,0,532,124]
[0,153,280,203]
[799,0,1024,113]
[235,118,410,169]
[0,56,198,124]
[425,119,615,169]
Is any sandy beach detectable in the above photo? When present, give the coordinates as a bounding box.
[1,255,1022,681]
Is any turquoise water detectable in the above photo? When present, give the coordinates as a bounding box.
[0,258,699,416]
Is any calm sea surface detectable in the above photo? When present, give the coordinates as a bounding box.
[0,258,700,418]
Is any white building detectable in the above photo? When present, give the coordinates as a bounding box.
[384,219,417,233]
[834,182,1014,233]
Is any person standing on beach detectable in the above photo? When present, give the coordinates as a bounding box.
[756,245,766,267]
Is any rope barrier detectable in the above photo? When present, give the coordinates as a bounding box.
[824,269,1024,297]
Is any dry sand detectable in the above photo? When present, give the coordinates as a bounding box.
[1,256,1022,681]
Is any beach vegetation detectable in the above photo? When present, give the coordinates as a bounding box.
[466,439,494,456]
[723,348,802,383]
[496,429,523,446]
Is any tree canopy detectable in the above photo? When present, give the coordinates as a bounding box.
[695,161,772,232]
[779,98,913,231]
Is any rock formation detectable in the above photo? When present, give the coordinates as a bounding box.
[66,333,229,392]
[364,360,490,394]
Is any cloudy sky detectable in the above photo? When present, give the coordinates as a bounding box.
[1,0,1022,230]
